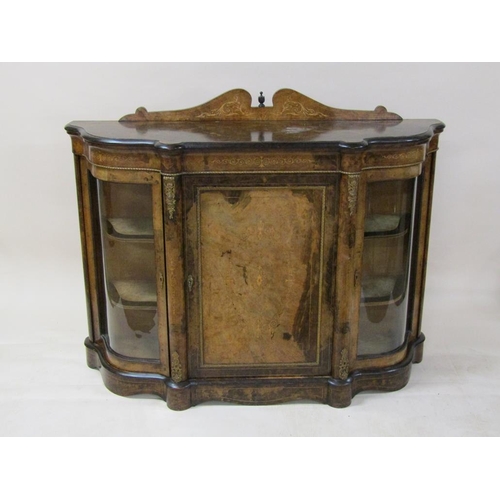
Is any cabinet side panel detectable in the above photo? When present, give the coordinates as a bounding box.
[80,158,106,340]
[410,151,437,339]
[199,187,325,368]
[74,155,94,340]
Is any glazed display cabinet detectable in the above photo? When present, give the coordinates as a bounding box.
[65,89,444,410]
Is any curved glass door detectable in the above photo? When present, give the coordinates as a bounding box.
[97,181,160,360]
[357,179,416,356]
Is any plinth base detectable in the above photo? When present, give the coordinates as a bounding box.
[85,334,425,410]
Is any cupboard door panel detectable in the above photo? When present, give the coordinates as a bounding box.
[87,170,169,374]
[185,174,337,378]
[357,178,416,357]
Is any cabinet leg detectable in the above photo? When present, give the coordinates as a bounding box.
[167,383,192,411]
[85,338,101,370]
[327,380,353,408]
[413,333,425,364]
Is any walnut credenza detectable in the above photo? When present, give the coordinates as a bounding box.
[65,89,444,410]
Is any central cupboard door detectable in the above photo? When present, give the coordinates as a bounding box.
[184,174,338,378]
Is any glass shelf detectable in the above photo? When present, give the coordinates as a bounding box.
[361,275,405,305]
[364,214,409,238]
[106,217,154,240]
[109,279,157,309]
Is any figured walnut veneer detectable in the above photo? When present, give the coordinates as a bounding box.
[119,88,402,122]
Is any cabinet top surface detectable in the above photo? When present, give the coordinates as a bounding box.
[65,89,444,152]
[66,119,444,151]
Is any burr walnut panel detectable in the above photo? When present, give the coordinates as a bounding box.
[185,175,336,378]
[200,187,323,366]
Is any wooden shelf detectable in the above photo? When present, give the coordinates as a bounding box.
[107,217,154,241]
[109,279,157,309]
[364,214,408,238]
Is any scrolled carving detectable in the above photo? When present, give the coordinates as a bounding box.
[119,89,402,122]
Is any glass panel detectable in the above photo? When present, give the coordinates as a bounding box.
[357,179,415,356]
[97,181,160,359]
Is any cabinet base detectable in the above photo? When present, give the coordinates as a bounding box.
[85,335,425,410]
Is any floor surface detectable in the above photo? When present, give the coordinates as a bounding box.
[1,257,499,437]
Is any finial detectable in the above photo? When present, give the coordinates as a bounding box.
[258,91,265,108]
